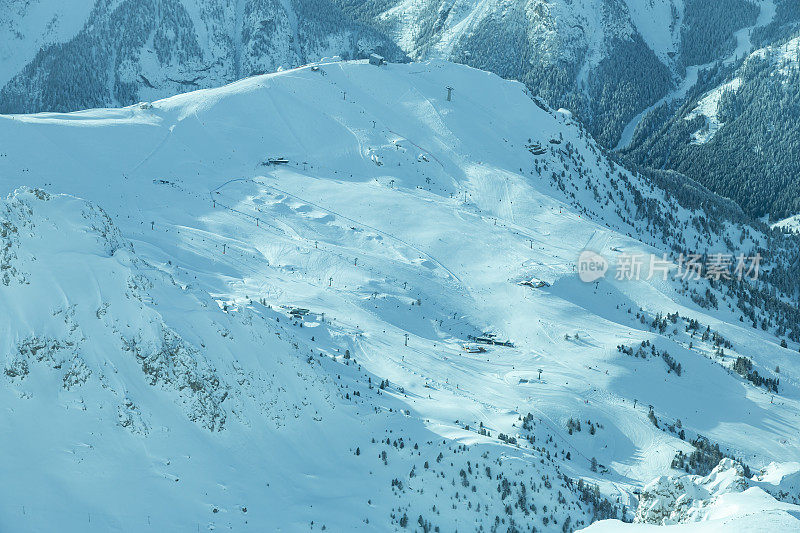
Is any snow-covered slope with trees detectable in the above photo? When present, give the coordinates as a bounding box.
[0,0,96,88]
[337,0,772,147]
[620,0,800,220]
[0,0,406,114]
[1,0,775,151]
[1,59,799,531]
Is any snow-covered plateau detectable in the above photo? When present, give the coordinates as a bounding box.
[1,59,799,531]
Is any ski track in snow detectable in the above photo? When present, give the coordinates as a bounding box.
[210,175,467,288]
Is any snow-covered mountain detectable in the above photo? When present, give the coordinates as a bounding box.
[378,0,680,64]
[337,0,772,147]
[1,0,776,150]
[2,59,800,531]
[621,1,800,220]
[0,0,96,88]
[0,0,405,114]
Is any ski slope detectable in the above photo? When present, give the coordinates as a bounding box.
[1,59,798,531]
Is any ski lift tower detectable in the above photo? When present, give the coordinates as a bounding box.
[446,86,454,102]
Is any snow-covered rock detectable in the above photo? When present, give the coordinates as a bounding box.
[635,459,750,525]
[755,461,800,505]
[585,459,800,531]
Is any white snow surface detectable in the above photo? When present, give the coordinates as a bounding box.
[773,213,800,232]
[684,78,742,145]
[0,59,799,531]
[621,0,682,64]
